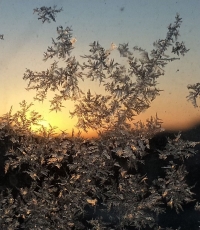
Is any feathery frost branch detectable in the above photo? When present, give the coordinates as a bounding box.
[33,5,63,23]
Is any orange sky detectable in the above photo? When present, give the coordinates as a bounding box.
[1,42,200,139]
[9,71,200,139]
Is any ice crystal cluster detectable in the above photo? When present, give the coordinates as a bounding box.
[24,13,190,133]
[33,5,63,23]
[0,102,200,229]
[0,7,200,230]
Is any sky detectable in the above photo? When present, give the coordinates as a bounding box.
[0,0,200,138]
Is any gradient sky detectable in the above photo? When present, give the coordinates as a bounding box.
[0,0,200,138]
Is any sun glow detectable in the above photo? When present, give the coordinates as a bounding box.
[31,119,51,133]
[37,120,50,128]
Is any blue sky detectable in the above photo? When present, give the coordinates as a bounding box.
[0,0,199,137]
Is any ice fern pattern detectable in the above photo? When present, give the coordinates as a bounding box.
[33,5,63,23]
[23,13,190,134]
[0,8,199,229]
